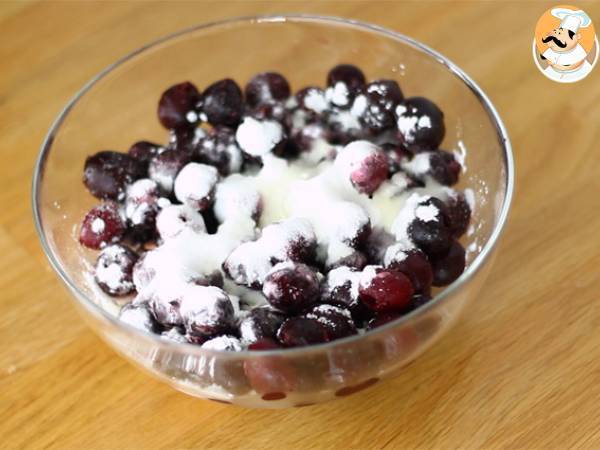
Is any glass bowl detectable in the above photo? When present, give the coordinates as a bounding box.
[32,15,513,408]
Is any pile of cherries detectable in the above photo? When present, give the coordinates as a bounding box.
[78,64,470,352]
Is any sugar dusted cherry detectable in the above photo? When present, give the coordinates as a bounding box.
[430,240,466,286]
[245,72,291,107]
[200,78,243,127]
[94,244,138,296]
[277,317,329,347]
[83,151,145,200]
[148,149,191,194]
[79,201,125,249]
[395,97,445,153]
[157,81,201,130]
[358,266,414,312]
[174,163,219,211]
[262,262,320,314]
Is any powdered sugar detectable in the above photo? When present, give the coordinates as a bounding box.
[415,203,439,222]
[235,117,283,156]
[174,163,219,210]
[156,204,206,240]
[303,88,328,113]
[201,335,242,351]
[91,218,105,234]
[213,174,262,223]
[326,82,350,107]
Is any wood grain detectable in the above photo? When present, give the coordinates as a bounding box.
[1,1,600,448]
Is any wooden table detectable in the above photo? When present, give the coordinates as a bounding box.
[2,1,600,448]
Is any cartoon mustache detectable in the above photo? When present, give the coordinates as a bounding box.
[542,35,567,48]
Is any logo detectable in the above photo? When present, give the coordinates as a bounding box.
[533,5,598,83]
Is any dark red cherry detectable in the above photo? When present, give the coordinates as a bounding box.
[127,141,163,169]
[327,64,366,92]
[200,78,243,127]
[395,97,445,152]
[445,193,472,238]
[83,151,145,200]
[157,81,201,130]
[277,317,329,347]
[94,244,138,296]
[359,269,414,312]
[386,248,433,295]
[262,263,320,314]
[429,149,461,186]
[245,72,291,107]
[430,240,466,286]
[79,202,125,249]
[305,304,358,341]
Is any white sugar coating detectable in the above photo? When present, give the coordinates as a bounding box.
[350,95,368,117]
[235,117,283,156]
[334,140,380,181]
[325,240,355,267]
[179,285,232,327]
[127,178,158,202]
[326,82,350,107]
[391,193,430,242]
[95,245,134,293]
[96,259,132,292]
[329,109,361,132]
[310,303,352,319]
[157,197,172,209]
[268,260,297,274]
[202,335,242,351]
[303,88,328,113]
[213,174,261,223]
[418,116,432,129]
[174,163,219,209]
[119,304,154,331]
[260,217,316,258]
[223,279,268,309]
[161,327,188,343]
[383,241,414,266]
[402,152,431,176]
[359,265,380,288]
[464,188,476,213]
[396,104,431,143]
[224,240,273,286]
[156,204,206,240]
[186,110,198,123]
[395,104,407,116]
[415,203,439,222]
[325,266,361,300]
[91,218,105,234]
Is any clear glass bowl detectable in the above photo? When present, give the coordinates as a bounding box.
[32,15,514,408]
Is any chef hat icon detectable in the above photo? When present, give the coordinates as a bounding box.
[551,8,592,33]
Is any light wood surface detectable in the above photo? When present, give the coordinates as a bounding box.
[2,1,600,448]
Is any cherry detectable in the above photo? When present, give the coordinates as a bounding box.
[305,304,357,341]
[200,78,243,127]
[94,244,138,296]
[239,307,285,344]
[245,72,290,107]
[349,148,389,195]
[365,79,404,109]
[79,202,125,249]
[395,97,445,152]
[157,81,201,130]
[446,193,472,238]
[199,336,251,395]
[194,127,243,176]
[83,151,145,200]
[179,286,235,339]
[127,141,163,170]
[156,204,206,240]
[358,268,414,312]
[386,246,433,295]
[173,163,219,211]
[119,303,158,332]
[296,86,329,115]
[430,240,466,286]
[148,149,191,194]
[277,317,329,347]
[262,263,320,314]
[408,197,453,256]
[429,149,461,186]
[327,64,366,90]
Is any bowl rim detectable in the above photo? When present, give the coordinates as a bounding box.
[32,14,514,358]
